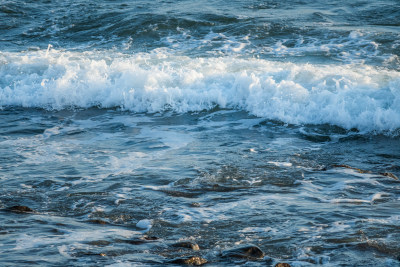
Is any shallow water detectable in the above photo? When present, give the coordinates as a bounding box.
[1,108,399,266]
[1,0,400,266]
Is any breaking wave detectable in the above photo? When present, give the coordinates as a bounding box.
[1,48,400,133]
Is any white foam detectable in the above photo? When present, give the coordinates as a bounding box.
[161,194,296,224]
[268,161,293,167]
[266,31,389,66]
[239,227,277,234]
[363,215,400,225]
[106,262,136,267]
[106,152,151,175]
[1,49,400,133]
[137,128,194,150]
[322,181,351,192]
[42,126,61,138]
[57,245,73,258]
[162,207,217,224]
[14,222,140,252]
[136,219,152,230]
[329,192,386,205]
[332,168,382,180]
[370,192,385,202]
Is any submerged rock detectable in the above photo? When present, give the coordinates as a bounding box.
[160,189,202,198]
[87,219,108,225]
[208,184,247,192]
[73,251,109,257]
[380,172,399,180]
[123,238,148,245]
[116,235,159,245]
[6,206,34,213]
[222,244,264,259]
[87,240,112,246]
[333,165,399,180]
[168,256,207,265]
[172,241,200,251]
[332,164,371,174]
[143,235,159,241]
[275,263,291,267]
[357,239,400,255]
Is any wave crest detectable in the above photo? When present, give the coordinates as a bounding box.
[1,48,400,132]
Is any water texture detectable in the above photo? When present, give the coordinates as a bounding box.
[0,0,400,266]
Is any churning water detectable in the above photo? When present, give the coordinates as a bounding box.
[1,0,400,266]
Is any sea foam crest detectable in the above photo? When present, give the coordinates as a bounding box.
[1,49,400,132]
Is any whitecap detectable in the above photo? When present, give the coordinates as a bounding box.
[1,49,400,133]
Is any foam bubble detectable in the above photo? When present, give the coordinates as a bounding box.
[136,219,152,230]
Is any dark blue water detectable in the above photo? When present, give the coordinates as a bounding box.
[1,1,400,266]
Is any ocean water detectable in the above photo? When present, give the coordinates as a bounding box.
[1,0,400,266]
